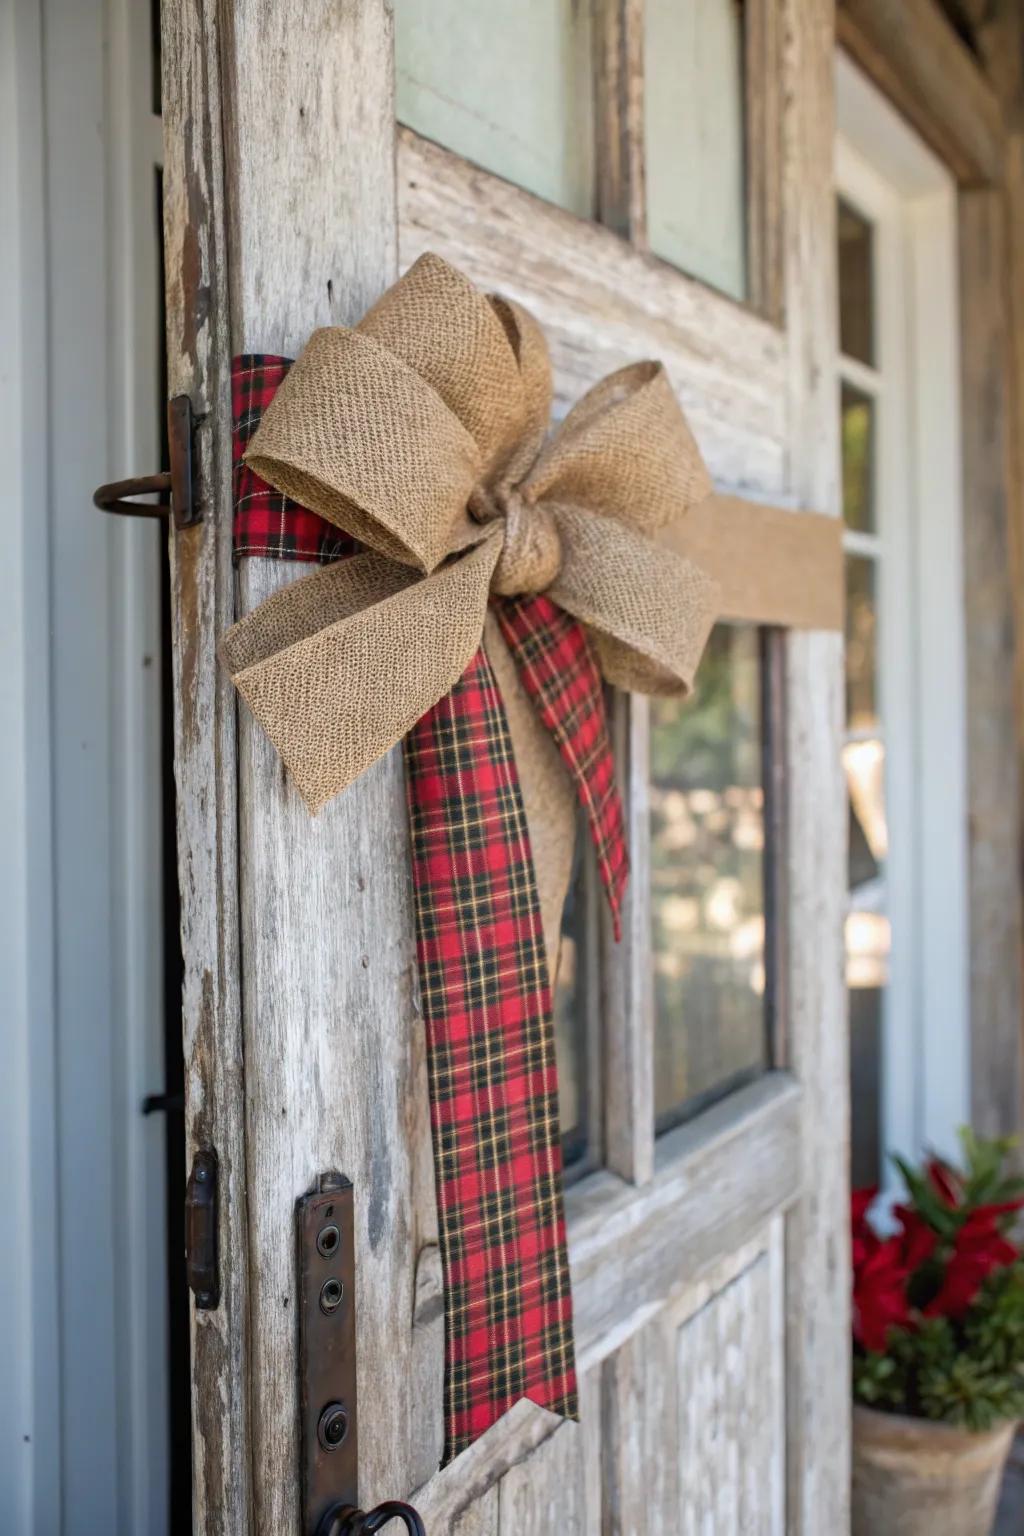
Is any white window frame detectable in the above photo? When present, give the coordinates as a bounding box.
[836,52,969,1176]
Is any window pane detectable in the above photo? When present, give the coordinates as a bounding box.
[553,825,591,1167]
[838,198,875,366]
[841,382,876,533]
[845,553,879,733]
[645,0,747,300]
[651,626,767,1128]
[394,0,595,218]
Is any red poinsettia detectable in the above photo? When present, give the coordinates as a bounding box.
[851,1134,1024,1353]
[852,1134,1024,1429]
[923,1210,1020,1320]
[853,1233,912,1351]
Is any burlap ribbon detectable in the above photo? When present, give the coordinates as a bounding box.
[221,253,717,843]
[221,253,719,1459]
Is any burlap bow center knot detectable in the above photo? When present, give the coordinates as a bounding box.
[220,253,718,821]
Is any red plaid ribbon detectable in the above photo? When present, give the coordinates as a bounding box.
[232,355,628,1460]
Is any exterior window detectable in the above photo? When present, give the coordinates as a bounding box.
[838,195,890,1189]
[651,625,769,1130]
[836,56,967,1187]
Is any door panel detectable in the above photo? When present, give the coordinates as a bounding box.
[161,0,848,1530]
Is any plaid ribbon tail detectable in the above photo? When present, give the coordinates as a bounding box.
[404,648,578,1462]
[230,358,602,1463]
[496,595,629,939]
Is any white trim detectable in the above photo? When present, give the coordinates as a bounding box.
[1,0,170,1529]
[836,53,969,1173]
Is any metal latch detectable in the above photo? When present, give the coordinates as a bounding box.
[297,1174,426,1536]
[92,394,202,529]
[185,1148,219,1309]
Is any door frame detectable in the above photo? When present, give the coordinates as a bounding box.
[837,0,1024,1155]
[2,0,171,1530]
[837,53,970,1179]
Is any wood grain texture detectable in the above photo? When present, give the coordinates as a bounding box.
[497,1400,591,1533]
[959,188,1024,1143]
[602,694,654,1186]
[219,3,427,1527]
[600,1225,785,1535]
[780,2,851,1530]
[567,1074,801,1369]
[161,2,251,1529]
[968,3,1024,1152]
[592,0,646,245]
[675,1251,782,1536]
[398,129,789,500]
[837,0,1003,186]
[745,0,785,323]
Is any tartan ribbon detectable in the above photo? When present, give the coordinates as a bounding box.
[222,256,717,1461]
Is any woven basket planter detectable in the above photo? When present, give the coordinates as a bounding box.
[852,1404,1016,1536]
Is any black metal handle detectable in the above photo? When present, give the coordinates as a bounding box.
[316,1501,426,1536]
[92,395,201,530]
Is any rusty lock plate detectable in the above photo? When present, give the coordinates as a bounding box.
[185,1148,219,1309]
[298,1173,358,1534]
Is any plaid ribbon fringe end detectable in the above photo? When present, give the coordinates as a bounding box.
[231,355,632,1461]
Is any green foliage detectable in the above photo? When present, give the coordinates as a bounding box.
[853,1269,1024,1430]
[852,1130,1024,1429]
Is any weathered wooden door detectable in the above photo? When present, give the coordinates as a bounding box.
[161,1,848,1531]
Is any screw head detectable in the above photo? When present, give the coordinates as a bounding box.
[316,1224,341,1258]
[319,1277,345,1315]
[317,1402,349,1452]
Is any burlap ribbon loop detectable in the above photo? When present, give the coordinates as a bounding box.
[221,252,719,814]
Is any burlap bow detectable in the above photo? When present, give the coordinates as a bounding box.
[221,253,717,835]
[222,253,723,1461]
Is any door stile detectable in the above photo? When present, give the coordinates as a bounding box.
[218,2,430,1528]
[779,1,851,1531]
[161,0,252,1530]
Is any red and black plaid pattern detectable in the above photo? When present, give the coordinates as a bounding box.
[227,356,642,1461]
[496,595,628,940]
[404,649,577,1459]
[232,355,355,563]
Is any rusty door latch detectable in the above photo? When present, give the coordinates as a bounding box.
[92,394,202,529]
[185,1148,219,1310]
[298,1174,426,1536]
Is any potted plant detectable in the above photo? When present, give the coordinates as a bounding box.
[851,1131,1024,1536]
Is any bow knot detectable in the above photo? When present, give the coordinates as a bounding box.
[469,482,562,597]
[221,252,719,816]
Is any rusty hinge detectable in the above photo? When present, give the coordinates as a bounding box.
[92,394,202,529]
[185,1147,219,1310]
[297,1174,425,1536]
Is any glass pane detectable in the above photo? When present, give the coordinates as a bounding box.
[651,625,767,1128]
[645,0,747,300]
[841,382,876,534]
[553,825,590,1166]
[845,553,879,733]
[394,0,595,218]
[837,198,875,366]
[844,738,887,890]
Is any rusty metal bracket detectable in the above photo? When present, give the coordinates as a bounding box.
[185,1147,219,1309]
[297,1174,425,1536]
[298,1174,359,1534]
[92,394,202,529]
